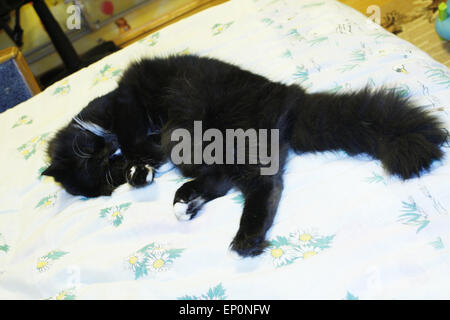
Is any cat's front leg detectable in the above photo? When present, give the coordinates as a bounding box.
[173,173,232,221]
[126,164,154,187]
[122,135,163,187]
[230,176,283,257]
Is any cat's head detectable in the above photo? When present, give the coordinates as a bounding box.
[42,118,128,197]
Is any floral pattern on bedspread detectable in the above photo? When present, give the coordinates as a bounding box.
[0,0,449,299]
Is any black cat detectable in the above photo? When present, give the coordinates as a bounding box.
[43,55,447,257]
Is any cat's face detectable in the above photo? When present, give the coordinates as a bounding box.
[43,121,128,197]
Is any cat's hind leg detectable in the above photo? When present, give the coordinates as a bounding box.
[230,174,283,257]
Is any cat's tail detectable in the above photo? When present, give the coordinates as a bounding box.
[289,87,448,179]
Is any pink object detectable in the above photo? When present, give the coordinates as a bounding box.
[100,1,114,16]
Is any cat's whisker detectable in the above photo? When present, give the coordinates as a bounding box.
[72,137,91,159]
[107,167,114,187]
[105,169,113,187]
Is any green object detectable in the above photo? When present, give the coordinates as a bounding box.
[439,2,448,22]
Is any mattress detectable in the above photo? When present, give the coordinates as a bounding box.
[0,0,449,299]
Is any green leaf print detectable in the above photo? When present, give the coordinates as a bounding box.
[45,250,69,260]
[281,49,293,59]
[261,17,274,26]
[47,287,76,300]
[35,193,58,209]
[99,202,132,227]
[398,199,430,233]
[178,283,227,300]
[293,65,309,84]
[309,235,335,250]
[287,29,305,41]
[429,237,444,250]
[36,250,69,272]
[93,64,123,86]
[0,233,9,253]
[307,36,328,46]
[302,2,325,8]
[139,32,160,47]
[364,172,387,185]
[387,84,410,98]
[345,291,359,300]
[18,133,50,160]
[212,22,234,36]
[424,66,450,88]
[12,115,33,128]
[231,193,244,204]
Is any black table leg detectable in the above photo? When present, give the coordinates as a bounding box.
[32,0,82,72]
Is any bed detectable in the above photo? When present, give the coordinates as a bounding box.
[1,0,449,300]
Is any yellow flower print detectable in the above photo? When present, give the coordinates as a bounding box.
[270,245,297,268]
[126,252,144,272]
[99,202,131,227]
[271,247,283,259]
[93,64,123,86]
[12,115,33,128]
[140,32,159,46]
[289,229,318,245]
[18,132,50,160]
[212,22,234,36]
[393,64,408,74]
[302,250,318,259]
[129,256,138,264]
[146,250,172,272]
[48,288,76,300]
[299,233,312,242]
[178,48,190,55]
[44,199,53,207]
[128,243,184,279]
[56,291,67,300]
[37,257,50,272]
[111,210,121,217]
[268,231,335,267]
[36,250,68,272]
[35,193,57,209]
[53,80,71,95]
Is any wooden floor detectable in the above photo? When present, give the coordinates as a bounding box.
[339,0,450,67]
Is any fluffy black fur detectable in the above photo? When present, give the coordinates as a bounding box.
[43,55,447,257]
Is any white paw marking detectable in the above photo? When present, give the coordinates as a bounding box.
[145,165,154,183]
[227,248,244,261]
[174,202,190,221]
[129,166,137,178]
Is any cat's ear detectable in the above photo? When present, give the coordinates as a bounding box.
[41,164,60,178]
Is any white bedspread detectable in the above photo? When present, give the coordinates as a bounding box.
[1,0,450,299]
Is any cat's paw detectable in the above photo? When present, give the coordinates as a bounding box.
[173,179,207,221]
[230,234,269,257]
[126,165,154,187]
[173,196,206,221]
